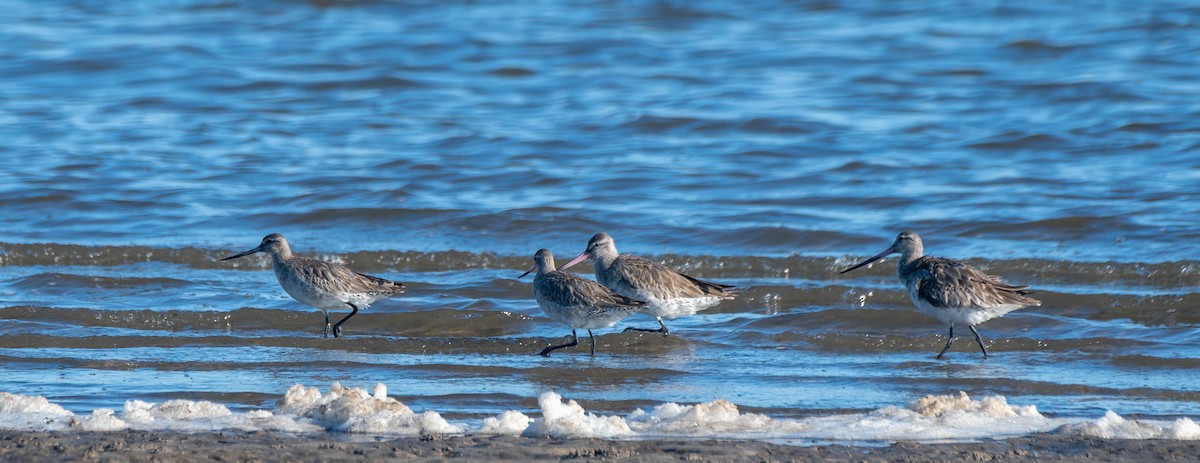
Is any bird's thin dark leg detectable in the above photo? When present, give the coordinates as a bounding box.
[332,303,359,338]
[622,317,670,336]
[323,312,330,338]
[539,329,579,357]
[969,325,989,358]
[588,329,595,355]
[936,324,955,359]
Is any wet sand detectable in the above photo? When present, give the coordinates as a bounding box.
[0,431,1194,462]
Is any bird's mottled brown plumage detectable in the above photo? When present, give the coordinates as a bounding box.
[558,232,736,334]
[283,256,405,299]
[523,248,645,356]
[841,231,1039,359]
[536,270,646,314]
[907,256,1040,311]
[221,233,404,338]
[605,254,736,300]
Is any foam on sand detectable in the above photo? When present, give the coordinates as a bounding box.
[120,399,316,433]
[68,408,127,432]
[524,392,632,438]
[521,391,1051,441]
[1058,411,1200,440]
[0,392,74,431]
[0,383,458,435]
[478,410,533,435]
[0,391,314,433]
[276,382,463,435]
[0,392,72,416]
[628,399,809,436]
[0,386,1196,443]
[800,391,1062,442]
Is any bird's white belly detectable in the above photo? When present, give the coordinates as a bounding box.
[599,271,718,320]
[275,271,353,312]
[633,293,721,320]
[909,292,1022,326]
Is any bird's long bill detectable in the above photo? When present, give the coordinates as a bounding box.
[220,248,260,261]
[518,265,535,279]
[558,252,589,271]
[839,247,894,274]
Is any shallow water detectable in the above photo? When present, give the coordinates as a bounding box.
[0,0,1198,441]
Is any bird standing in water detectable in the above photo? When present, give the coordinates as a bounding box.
[841,231,1040,359]
[559,233,735,335]
[520,248,646,356]
[221,233,404,338]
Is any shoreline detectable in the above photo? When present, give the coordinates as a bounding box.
[1,431,1195,462]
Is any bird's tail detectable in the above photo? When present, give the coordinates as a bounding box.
[998,284,1041,306]
[683,274,737,298]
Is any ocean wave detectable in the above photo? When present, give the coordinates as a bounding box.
[3,243,1197,287]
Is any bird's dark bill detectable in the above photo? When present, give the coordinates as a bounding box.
[221,249,259,261]
[840,248,894,274]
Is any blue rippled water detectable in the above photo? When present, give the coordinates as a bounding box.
[0,0,1197,441]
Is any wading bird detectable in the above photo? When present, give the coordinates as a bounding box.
[841,231,1039,359]
[520,248,645,356]
[221,233,404,338]
[559,233,735,335]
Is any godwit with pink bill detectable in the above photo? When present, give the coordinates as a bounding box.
[559,233,735,335]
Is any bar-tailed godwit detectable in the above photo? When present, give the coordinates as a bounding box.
[559,233,735,335]
[221,233,404,338]
[520,248,645,356]
[841,231,1039,358]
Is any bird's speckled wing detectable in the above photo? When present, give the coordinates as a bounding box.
[609,255,735,299]
[291,257,405,297]
[539,271,646,310]
[911,256,1040,309]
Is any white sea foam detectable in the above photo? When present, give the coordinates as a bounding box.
[1058,411,1200,440]
[0,387,1197,443]
[0,391,311,433]
[122,399,232,424]
[68,408,127,432]
[524,391,1062,442]
[479,410,533,435]
[524,392,633,439]
[628,399,809,436]
[799,391,1065,442]
[276,382,463,435]
[119,399,316,433]
[0,392,72,416]
[0,392,74,431]
[0,383,453,435]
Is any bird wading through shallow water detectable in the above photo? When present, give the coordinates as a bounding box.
[222,233,404,338]
[841,231,1040,359]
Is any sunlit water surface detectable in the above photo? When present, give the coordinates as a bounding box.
[0,0,1197,441]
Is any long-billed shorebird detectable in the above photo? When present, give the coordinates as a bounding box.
[840,231,1040,359]
[221,233,404,338]
[558,233,735,335]
[519,248,646,356]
